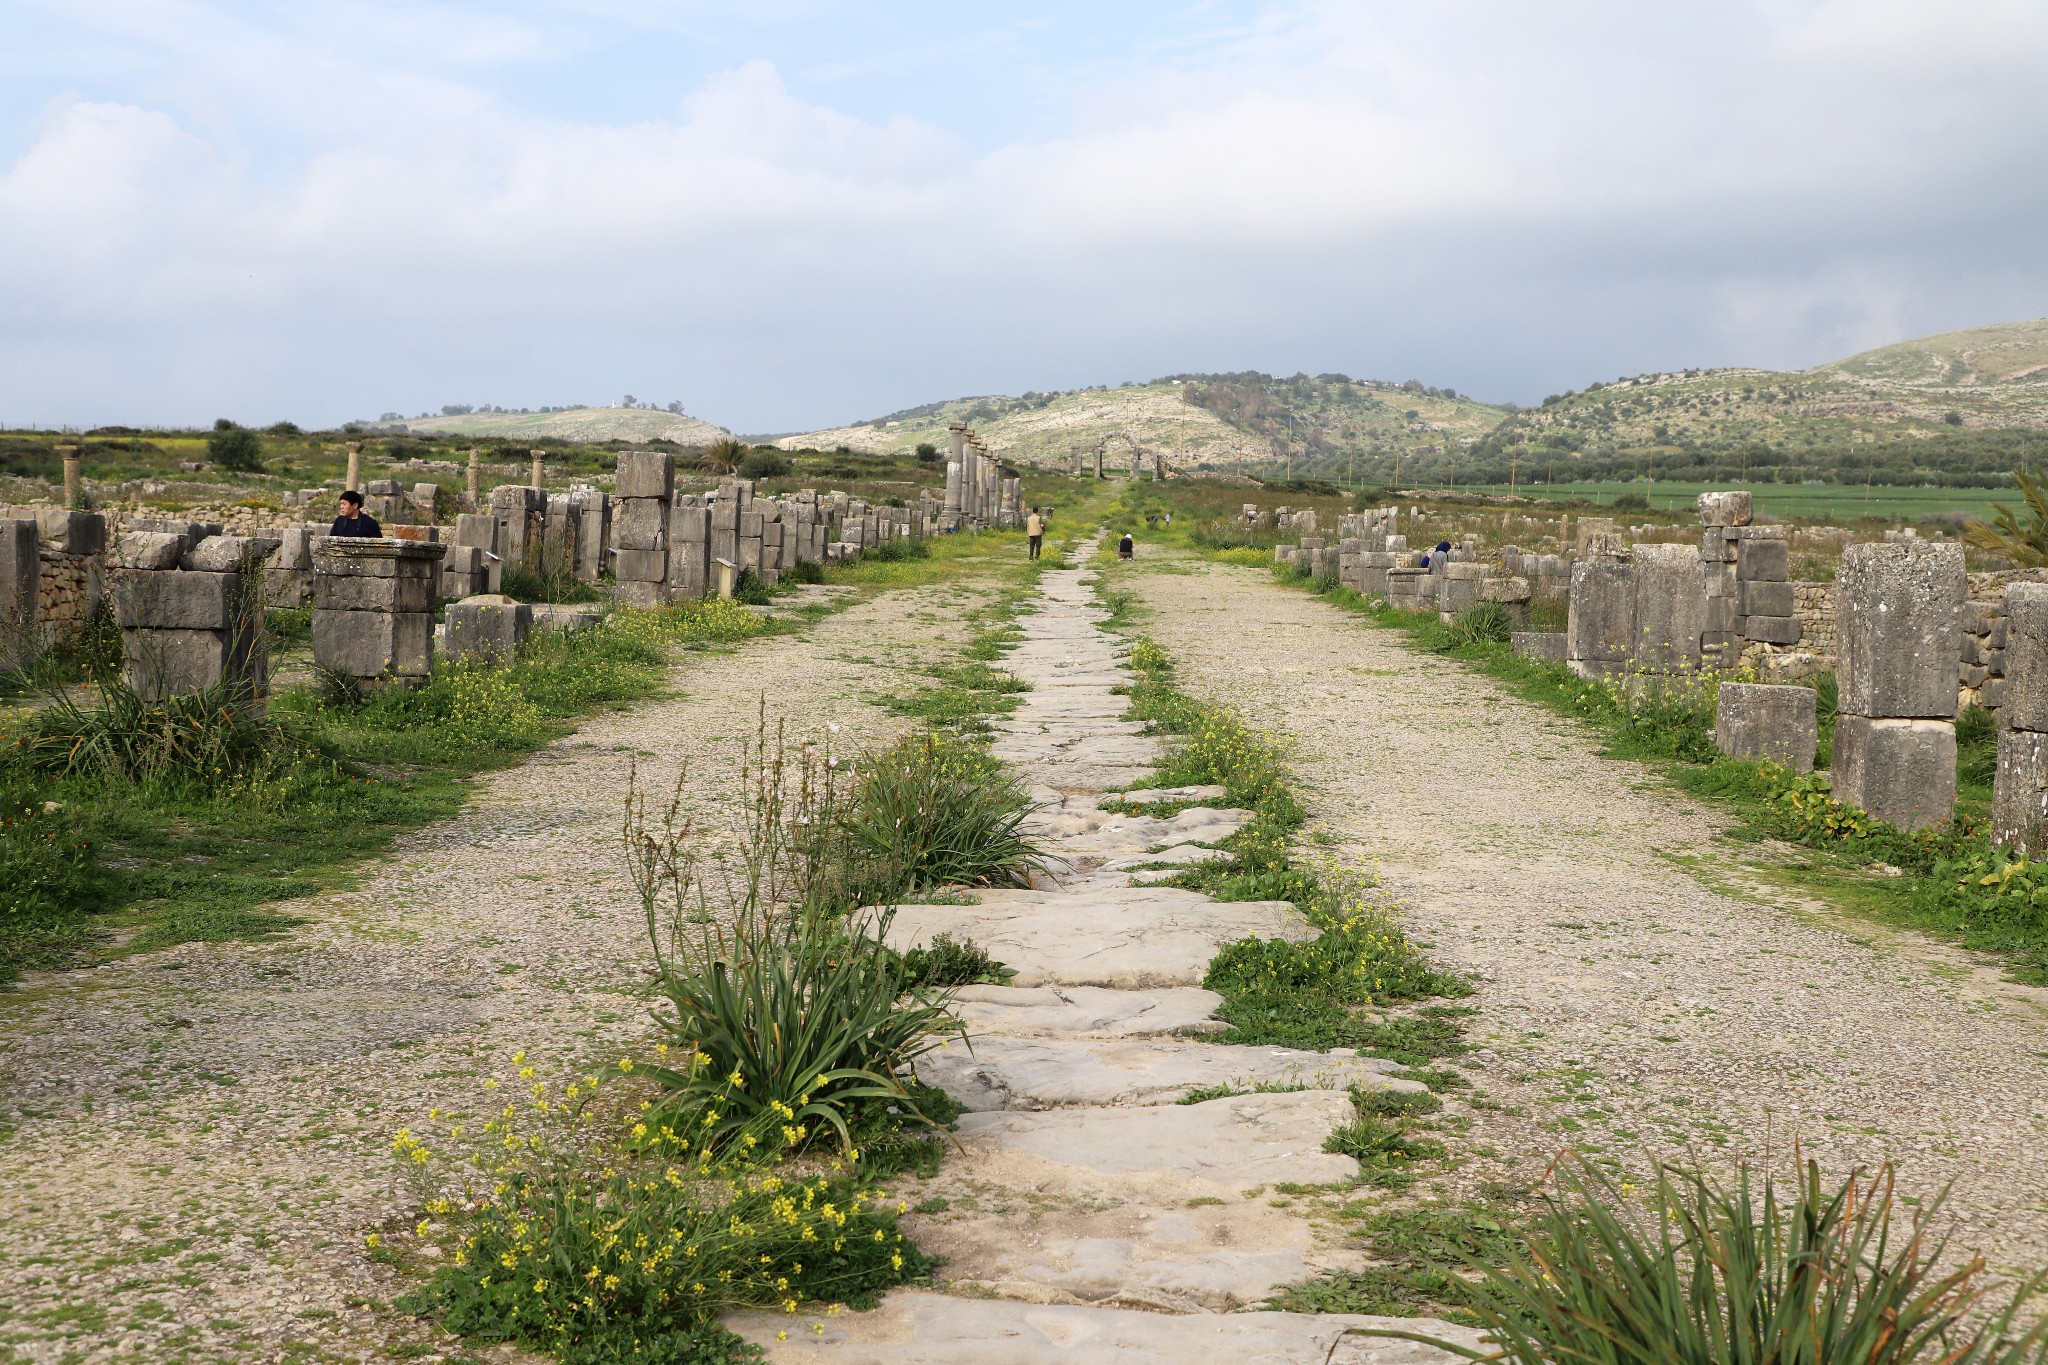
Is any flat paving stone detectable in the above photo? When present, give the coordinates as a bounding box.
[884,888,1312,988]
[916,1035,1422,1110]
[725,1291,1482,1364]
[951,984,1227,1038]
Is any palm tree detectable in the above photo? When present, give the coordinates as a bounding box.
[705,436,749,473]
[1964,469,2048,567]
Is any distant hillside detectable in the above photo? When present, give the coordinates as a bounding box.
[1465,320,2048,490]
[397,407,729,445]
[775,374,1505,475]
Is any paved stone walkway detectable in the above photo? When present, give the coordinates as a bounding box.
[1119,550,2048,1279]
[728,542,1475,1362]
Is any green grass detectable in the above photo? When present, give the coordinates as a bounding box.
[0,600,771,984]
[1448,479,2020,522]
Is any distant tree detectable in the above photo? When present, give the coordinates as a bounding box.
[621,394,637,408]
[207,423,264,472]
[442,404,474,416]
[915,442,939,462]
[666,401,685,414]
[705,435,749,472]
[266,420,302,436]
[213,417,235,431]
[738,448,792,480]
[1945,411,1965,426]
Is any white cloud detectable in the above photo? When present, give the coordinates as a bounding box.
[4,0,2048,427]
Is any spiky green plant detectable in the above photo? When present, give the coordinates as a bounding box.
[1965,468,2048,567]
[1363,1158,2048,1365]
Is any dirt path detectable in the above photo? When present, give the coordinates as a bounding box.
[0,580,998,1364]
[1117,550,2048,1276]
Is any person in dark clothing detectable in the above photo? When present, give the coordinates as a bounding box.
[331,491,382,538]
[1117,532,1135,560]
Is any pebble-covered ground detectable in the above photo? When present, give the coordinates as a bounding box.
[1118,549,2048,1278]
[0,578,997,1364]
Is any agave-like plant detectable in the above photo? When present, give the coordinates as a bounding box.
[1964,468,2048,568]
[1360,1157,2048,1365]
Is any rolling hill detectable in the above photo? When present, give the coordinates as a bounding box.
[773,374,1506,476]
[393,407,730,445]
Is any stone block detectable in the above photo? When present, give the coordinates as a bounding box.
[1479,575,1531,604]
[183,534,279,572]
[1706,595,1738,634]
[1511,631,1568,663]
[386,524,438,543]
[1836,541,1964,720]
[1745,615,1803,646]
[1831,715,1956,831]
[123,627,260,699]
[273,525,318,571]
[2000,583,2048,732]
[1714,683,1816,771]
[312,609,434,678]
[1984,677,2009,709]
[313,572,433,614]
[613,497,668,551]
[36,509,105,556]
[1632,542,1708,670]
[1736,537,1789,581]
[1959,601,1992,636]
[114,531,185,570]
[1697,490,1754,527]
[1703,561,1737,597]
[364,477,401,496]
[130,518,220,548]
[453,513,497,550]
[313,537,448,580]
[1993,730,2048,854]
[613,579,666,609]
[1737,580,1794,618]
[1962,662,1989,688]
[1700,531,1735,563]
[1961,634,1986,667]
[445,596,532,664]
[1568,555,1636,665]
[614,548,667,581]
[614,451,675,499]
[114,570,243,630]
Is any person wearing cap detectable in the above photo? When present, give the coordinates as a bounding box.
[1026,507,1045,560]
[331,491,383,538]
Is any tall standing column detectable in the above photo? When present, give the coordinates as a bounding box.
[530,449,546,490]
[58,445,82,509]
[1833,541,1963,830]
[466,448,482,505]
[344,441,363,493]
[1093,445,1104,479]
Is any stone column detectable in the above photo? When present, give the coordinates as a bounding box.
[530,449,546,491]
[944,461,963,520]
[667,499,711,602]
[1152,450,1165,481]
[1566,549,1636,680]
[1093,445,1104,479]
[466,448,482,505]
[1994,583,2048,852]
[0,518,38,671]
[58,445,82,509]
[1833,541,1963,830]
[311,537,448,690]
[344,441,363,493]
[612,451,674,607]
[1130,448,1142,480]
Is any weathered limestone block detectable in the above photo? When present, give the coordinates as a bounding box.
[565,488,609,582]
[1736,536,1789,582]
[438,544,487,600]
[488,485,545,575]
[1994,730,2048,855]
[1567,554,1635,673]
[313,572,434,614]
[1697,490,1754,526]
[445,595,533,664]
[1632,542,1708,671]
[1479,575,1531,604]
[614,548,667,582]
[35,509,105,556]
[1737,580,1795,618]
[1832,715,1957,830]
[114,569,245,630]
[1745,615,1803,646]
[614,450,675,499]
[122,627,265,700]
[667,503,711,601]
[613,497,667,551]
[1837,542,1964,720]
[1,518,37,669]
[1999,583,2048,733]
[1511,631,1568,663]
[113,531,185,571]
[1438,562,1487,613]
[1714,683,1816,771]
[313,610,433,678]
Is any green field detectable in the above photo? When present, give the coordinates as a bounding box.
[1444,479,2020,522]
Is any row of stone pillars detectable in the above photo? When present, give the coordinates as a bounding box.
[942,423,1019,529]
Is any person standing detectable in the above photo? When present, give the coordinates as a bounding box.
[1025,507,1044,560]
[331,491,382,538]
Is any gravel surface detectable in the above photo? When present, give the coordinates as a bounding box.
[0,580,992,1364]
[1117,549,2048,1278]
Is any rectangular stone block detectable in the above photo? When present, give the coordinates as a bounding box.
[1702,561,1737,598]
[114,530,183,570]
[1632,542,1708,671]
[312,609,433,678]
[123,628,242,698]
[1696,490,1754,527]
[1993,730,2048,855]
[613,579,666,609]
[1962,662,1989,688]
[1737,580,1794,618]
[2000,583,2048,732]
[453,513,497,550]
[614,450,675,499]
[1745,615,1802,646]
[313,572,433,614]
[36,509,105,556]
[1706,595,1738,634]
[445,597,533,664]
[1736,537,1788,581]
[615,548,668,582]
[1714,682,1816,771]
[1960,634,1986,667]
[1700,531,1734,564]
[1511,631,1568,663]
[1568,555,1636,665]
[614,497,668,551]
[1831,715,1956,831]
[114,570,243,630]
[1837,541,1964,720]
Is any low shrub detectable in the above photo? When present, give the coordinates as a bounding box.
[12,680,315,791]
[900,932,1012,988]
[1443,601,1512,649]
[841,733,1040,894]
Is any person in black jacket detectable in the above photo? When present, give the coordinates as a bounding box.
[330,491,382,538]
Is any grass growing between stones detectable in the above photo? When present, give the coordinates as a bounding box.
[0,599,772,985]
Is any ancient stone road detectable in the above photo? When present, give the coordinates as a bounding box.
[1121,549,2048,1276]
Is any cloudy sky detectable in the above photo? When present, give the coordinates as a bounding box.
[5,0,2047,432]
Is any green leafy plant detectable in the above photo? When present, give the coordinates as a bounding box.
[1443,600,1512,649]
[840,732,1040,894]
[13,679,313,791]
[900,932,1012,988]
[206,421,264,472]
[1369,1159,2048,1365]
[1964,467,2048,567]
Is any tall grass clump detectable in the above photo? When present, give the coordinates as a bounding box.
[12,679,315,791]
[1371,1159,2048,1365]
[840,732,1039,894]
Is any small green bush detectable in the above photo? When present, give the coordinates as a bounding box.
[842,733,1040,893]
[206,423,264,472]
[1443,601,1512,649]
[737,449,792,480]
[900,932,1011,988]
